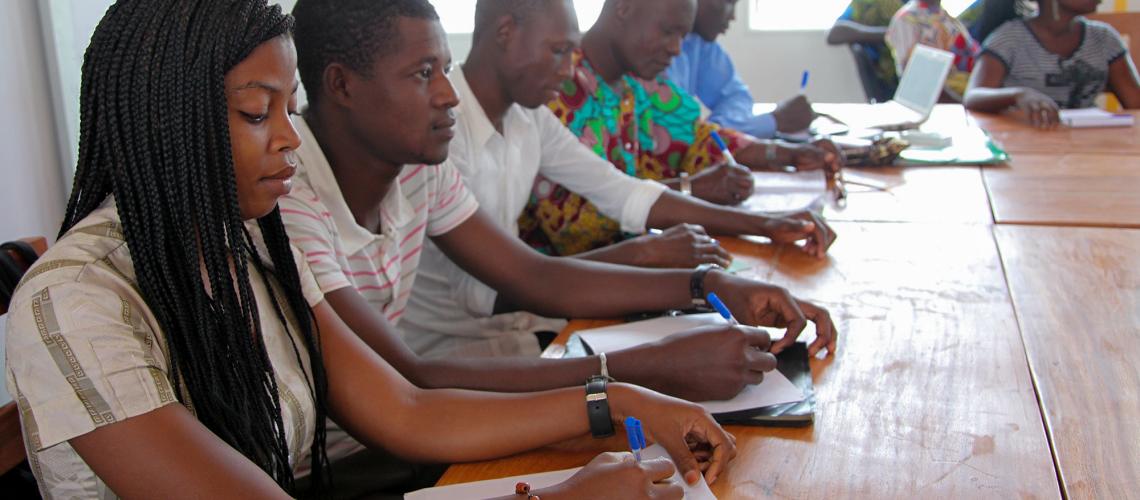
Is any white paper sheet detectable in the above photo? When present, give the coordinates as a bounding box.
[405,444,715,499]
[576,314,808,413]
[744,170,827,213]
[1058,108,1135,128]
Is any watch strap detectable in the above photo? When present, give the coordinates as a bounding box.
[585,376,614,438]
[689,263,718,306]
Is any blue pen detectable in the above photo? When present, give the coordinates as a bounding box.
[706,292,738,326]
[799,70,810,94]
[708,130,738,167]
[624,416,646,462]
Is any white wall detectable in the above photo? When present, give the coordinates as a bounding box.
[0,0,65,244]
[0,0,66,405]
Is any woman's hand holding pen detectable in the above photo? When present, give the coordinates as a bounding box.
[605,383,737,486]
[530,452,683,500]
[703,269,838,357]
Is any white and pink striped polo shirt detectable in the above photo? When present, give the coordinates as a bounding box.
[279,117,479,326]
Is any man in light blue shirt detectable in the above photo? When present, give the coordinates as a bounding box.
[666,0,815,139]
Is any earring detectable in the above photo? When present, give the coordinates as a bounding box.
[1051,0,1060,21]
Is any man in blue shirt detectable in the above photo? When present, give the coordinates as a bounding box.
[666,0,815,139]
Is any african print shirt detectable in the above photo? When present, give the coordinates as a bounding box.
[519,49,754,256]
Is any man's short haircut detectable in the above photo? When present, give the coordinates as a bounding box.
[472,0,554,42]
[293,0,440,106]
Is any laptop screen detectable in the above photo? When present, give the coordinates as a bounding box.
[893,45,954,115]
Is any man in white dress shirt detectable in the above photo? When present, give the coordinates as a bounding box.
[401,0,837,359]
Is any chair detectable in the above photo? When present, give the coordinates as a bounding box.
[1,236,47,478]
[849,43,898,103]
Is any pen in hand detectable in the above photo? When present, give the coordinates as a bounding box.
[706,292,738,326]
[709,130,738,167]
[624,416,646,463]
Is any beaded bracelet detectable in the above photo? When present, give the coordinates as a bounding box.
[515,481,541,499]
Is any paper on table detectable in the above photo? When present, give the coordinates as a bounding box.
[404,444,715,499]
[744,170,827,213]
[576,314,808,413]
[1058,108,1135,128]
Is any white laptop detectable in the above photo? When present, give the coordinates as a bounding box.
[855,44,955,131]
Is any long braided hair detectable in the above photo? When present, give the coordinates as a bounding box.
[60,0,329,492]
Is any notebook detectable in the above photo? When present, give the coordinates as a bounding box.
[405,444,715,499]
[1059,108,1136,128]
[841,45,955,131]
[564,313,817,426]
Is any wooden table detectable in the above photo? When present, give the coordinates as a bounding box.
[825,166,993,225]
[993,226,1140,500]
[968,110,1140,156]
[984,153,1140,228]
[435,104,1137,499]
[439,224,1061,499]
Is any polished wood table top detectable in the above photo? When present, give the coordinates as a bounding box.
[439,224,1061,499]
[993,226,1140,500]
[984,153,1140,228]
[968,109,1140,156]
[825,166,993,225]
[435,104,1135,499]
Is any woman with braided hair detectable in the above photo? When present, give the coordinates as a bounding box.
[4,1,735,498]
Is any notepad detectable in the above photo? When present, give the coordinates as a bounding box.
[574,314,808,414]
[744,170,828,213]
[1059,108,1136,128]
[404,444,715,499]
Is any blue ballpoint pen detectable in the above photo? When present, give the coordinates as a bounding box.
[706,292,739,326]
[708,130,738,167]
[624,416,646,462]
[800,70,810,94]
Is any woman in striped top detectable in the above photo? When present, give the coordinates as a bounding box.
[965,0,1140,127]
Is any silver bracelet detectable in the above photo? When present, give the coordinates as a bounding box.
[766,143,779,165]
[599,352,614,381]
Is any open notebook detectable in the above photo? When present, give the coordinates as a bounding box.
[405,444,715,499]
[568,313,816,425]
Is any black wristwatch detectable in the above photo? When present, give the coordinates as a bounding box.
[585,375,614,438]
[689,263,719,306]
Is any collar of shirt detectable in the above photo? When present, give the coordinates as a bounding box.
[452,66,536,150]
[293,115,415,256]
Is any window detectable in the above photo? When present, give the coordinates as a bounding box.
[748,0,980,31]
[431,0,606,34]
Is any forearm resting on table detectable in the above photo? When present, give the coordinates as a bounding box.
[647,190,766,236]
[964,87,1023,112]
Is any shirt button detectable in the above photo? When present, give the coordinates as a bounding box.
[624,142,633,151]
